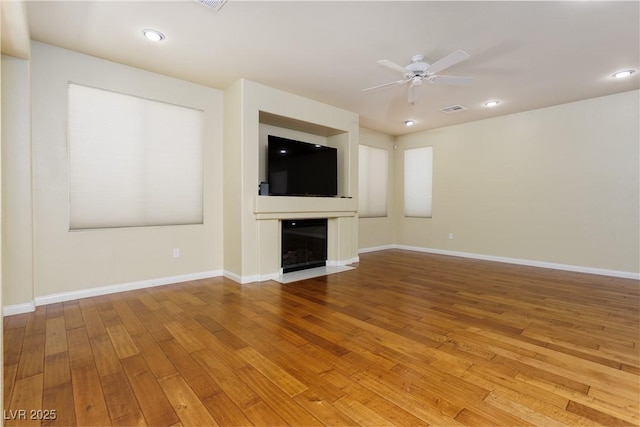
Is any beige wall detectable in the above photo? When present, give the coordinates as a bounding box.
[29,42,224,299]
[1,55,32,308]
[358,127,396,250]
[222,79,243,278]
[393,90,640,274]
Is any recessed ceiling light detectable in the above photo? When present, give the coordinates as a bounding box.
[142,29,165,42]
[484,100,500,107]
[404,120,415,127]
[612,70,636,79]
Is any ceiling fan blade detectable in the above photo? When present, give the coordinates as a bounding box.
[430,75,474,86]
[377,59,407,74]
[362,78,409,92]
[427,50,470,74]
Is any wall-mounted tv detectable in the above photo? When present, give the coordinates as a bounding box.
[268,135,338,197]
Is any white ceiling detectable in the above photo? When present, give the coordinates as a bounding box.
[23,1,640,135]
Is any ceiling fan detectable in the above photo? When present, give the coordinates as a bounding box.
[363,50,473,104]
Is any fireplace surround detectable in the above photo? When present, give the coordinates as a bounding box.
[252,194,358,282]
[223,80,359,283]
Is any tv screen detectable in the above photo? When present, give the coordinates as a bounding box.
[268,135,338,197]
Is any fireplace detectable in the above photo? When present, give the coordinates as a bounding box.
[281,219,328,273]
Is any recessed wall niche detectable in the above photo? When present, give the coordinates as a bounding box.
[259,111,351,198]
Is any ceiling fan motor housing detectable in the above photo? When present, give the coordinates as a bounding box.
[405,58,430,84]
[406,61,429,74]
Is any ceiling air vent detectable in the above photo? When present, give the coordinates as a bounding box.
[195,0,227,11]
[440,105,468,114]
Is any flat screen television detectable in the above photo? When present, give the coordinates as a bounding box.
[268,135,338,197]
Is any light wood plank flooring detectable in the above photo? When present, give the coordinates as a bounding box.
[4,250,639,426]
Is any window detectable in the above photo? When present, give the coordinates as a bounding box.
[358,145,388,217]
[68,83,204,229]
[404,146,433,218]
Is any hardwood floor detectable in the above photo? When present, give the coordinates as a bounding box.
[3,249,639,426]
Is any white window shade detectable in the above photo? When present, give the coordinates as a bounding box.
[68,83,204,229]
[358,145,388,218]
[404,146,433,218]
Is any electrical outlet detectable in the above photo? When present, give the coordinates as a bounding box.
[448,233,454,240]
[173,248,180,258]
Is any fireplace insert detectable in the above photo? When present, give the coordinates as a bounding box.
[281,219,328,273]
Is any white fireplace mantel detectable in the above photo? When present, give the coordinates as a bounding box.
[254,195,357,220]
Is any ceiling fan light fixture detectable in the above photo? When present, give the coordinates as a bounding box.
[484,100,500,107]
[612,69,636,79]
[142,29,165,42]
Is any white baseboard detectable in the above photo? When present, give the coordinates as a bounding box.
[223,270,263,284]
[223,270,243,283]
[10,245,633,317]
[358,245,395,254]
[327,256,360,267]
[3,270,223,316]
[258,272,281,282]
[359,244,640,280]
[3,301,36,317]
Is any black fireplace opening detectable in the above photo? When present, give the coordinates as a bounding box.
[281,219,328,273]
